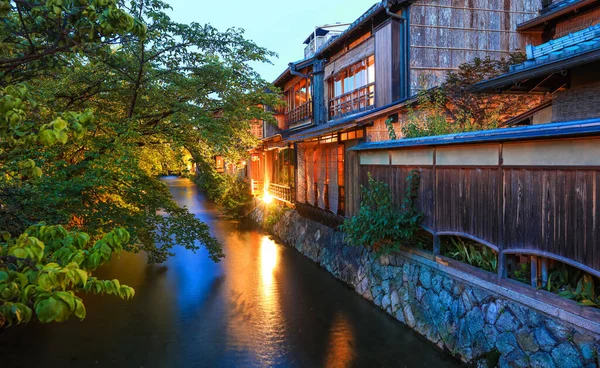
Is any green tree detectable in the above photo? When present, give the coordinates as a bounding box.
[0,0,278,324]
[0,223,134,327]
[403,55,547,138]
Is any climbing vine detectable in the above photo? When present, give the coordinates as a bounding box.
[339,170,422,254]
[384,118,397,140]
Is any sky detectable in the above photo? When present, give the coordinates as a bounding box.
[166,0,378,82]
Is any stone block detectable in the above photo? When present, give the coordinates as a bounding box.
[551,342,583,368]
[529,352,557,368]
[419,267,433,289]
[466,307,485,336]
[534,327,557,352]
[496,310,520,333]
[516,328,540,353]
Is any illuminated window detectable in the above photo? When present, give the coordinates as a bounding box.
[328,56,375,118]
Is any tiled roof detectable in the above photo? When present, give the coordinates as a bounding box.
[544,0,584,13]
[472,24,600,92]
[511,24,600,73]
[517,0,595,31]
[351,117,600,151]
[313,2,383,56]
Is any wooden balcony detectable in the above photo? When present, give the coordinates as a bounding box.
[251,180,263,195]
[329,83,375,119]
[268,183,293,203]
[285,100,312,126]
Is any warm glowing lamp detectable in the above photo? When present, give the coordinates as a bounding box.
[263,189,273,204]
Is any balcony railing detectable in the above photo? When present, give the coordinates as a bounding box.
[285,100,312,126]
[251,180,263,195]
[268,183,294,203]
[329,83,375,119]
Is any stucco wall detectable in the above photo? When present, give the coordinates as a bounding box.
[250,204,600,367]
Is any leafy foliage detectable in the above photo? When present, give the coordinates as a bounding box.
[402,55,547,138]
[218,175,253,219]
[0,0,277,264]
[262,203,289,231]
[340,171,422,254]
[0,223,133,327]
[542,263,600,309]
[443,237,498,273]
[384,117,397,140]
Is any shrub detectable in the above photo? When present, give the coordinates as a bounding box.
[219,175,253,219]
[339,171,422,254]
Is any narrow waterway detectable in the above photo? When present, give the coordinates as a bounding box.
[0,176,460,367]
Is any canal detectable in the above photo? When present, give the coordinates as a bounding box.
[0,176,460,367]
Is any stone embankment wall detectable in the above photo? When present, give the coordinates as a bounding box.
[249,204,600,367]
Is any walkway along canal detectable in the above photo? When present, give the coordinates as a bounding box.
[0,176,460,367]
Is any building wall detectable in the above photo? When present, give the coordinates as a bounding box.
[553,65,600,122]
[409,0,541,95]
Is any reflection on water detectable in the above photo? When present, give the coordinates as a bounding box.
[324,312,356,368]
[0,176,461,368]
[260,236,278,290]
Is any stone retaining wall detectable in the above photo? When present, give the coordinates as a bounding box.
[249,204,600,367]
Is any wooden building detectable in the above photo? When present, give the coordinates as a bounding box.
[474,0,600,123]
[345,0,600,288]
[270,0,542,219]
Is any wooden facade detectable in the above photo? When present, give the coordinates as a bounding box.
[355,136,600,277]
[409,0,540,95]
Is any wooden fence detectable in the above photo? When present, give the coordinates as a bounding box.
[355,136,600,278]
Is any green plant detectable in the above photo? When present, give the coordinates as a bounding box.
[444,237,497,273]
[558,274,600,307]
[0,223,134,327]
[402,55,545,139]
[384,118,397,140]
[263,203,288,230]
[339,171,422,254]
[512,262,530,284]
[219,175,253,219]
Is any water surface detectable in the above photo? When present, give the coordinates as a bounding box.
[0,176,461,367]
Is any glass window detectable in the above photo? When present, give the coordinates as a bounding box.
[367,55,375,84]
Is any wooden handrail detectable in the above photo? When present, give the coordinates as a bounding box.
[329,83,375,119]
[285,100,312,125]
[268,183,294,203]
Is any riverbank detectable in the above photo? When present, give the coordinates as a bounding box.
[249,201,600,367]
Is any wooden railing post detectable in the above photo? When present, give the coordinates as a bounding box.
[497,143,507,281]
[433,147,440,256]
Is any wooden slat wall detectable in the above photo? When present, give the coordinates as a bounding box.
[436,168,500,246]
[408,0,541,95]
[375,21,393,107]
[360,165,435,229]
[503,169,599,270]
[345,140,361,217]
[306,144,315,206]
[357,140,600,274]
[328,144,339,214]
[296,144,306,203]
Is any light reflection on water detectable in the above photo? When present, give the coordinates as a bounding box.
[0,176,461,368]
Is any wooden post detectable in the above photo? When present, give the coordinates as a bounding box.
[531,256,539,288]
[541,258,548,288]
[433,147,439,255]
[498,143,506,281]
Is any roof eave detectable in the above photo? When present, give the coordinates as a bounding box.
[517,0,598,32]
[351,118,600,151]
[471,48,600,93]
